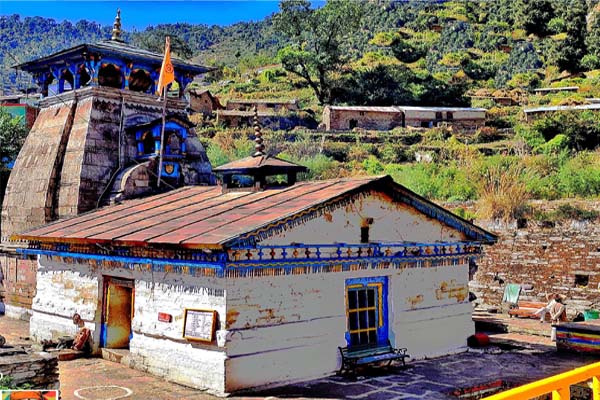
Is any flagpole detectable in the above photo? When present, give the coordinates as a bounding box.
[157,85,168,188]
[156,35,173,188]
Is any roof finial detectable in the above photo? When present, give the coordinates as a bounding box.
[253,105,265,157]
[111,9,123,42]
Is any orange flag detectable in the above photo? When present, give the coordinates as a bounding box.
[157,36,175,96]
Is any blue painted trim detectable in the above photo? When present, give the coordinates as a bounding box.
[17,249,226,273]
[100,323,107,347]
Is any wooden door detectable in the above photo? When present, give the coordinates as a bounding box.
[104,279,133,349]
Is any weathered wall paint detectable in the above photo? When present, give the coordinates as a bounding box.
[261,192,468,246]
[224,263,472,392]
[30,255,228,393]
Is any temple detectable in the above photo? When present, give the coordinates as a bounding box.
[1,10,214,317]
[14,10,211,98]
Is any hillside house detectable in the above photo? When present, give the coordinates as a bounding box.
[225,98,299,112]
[0,11,213,319]
[323,106,486,131]
[188,89,223,116]
[216,98,309,129]
[17,155,496,394]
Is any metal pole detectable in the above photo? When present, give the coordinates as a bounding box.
[157,86,168,187]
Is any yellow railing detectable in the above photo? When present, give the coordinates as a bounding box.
[483,361,600,400]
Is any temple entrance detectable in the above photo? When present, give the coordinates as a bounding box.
[101,277,134,349]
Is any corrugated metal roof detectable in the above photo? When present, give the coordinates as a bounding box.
[397,106,487,112]
[326,106,402,113]
[17,176,497,248]
[524,104,600,113]
[227,99,298,104]
[326,105,486,112]
[215,110,278,117]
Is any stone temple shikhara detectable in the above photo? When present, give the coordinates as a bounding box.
[3,10,496,396]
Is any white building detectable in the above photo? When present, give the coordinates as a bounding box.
[17,160,495,394]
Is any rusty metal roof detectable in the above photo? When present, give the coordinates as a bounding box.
[16,176,497,249]
[212,155,307,175]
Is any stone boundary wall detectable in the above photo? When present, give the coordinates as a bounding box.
[444,200,600,317]
[0,350,59,390]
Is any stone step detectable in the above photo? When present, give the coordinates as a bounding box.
[101,348,131,367]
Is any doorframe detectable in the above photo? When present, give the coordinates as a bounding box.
[100,276,135,348]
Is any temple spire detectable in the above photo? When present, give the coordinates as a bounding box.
[111,9,123,42]
[253,105,265,157]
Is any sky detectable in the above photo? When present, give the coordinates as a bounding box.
[0,1,295,28]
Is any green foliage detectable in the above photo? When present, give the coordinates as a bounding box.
[0,109,29,170]
[495,42,542,87]
[0,375,33,390]
[274,0,364,104]
[552,0,588,73]
[557,152,600,197]
[530,111,600,151]
[538,134,569,154]
[362,156,385,175]
[515,0,555,37]
[206,143,231,167]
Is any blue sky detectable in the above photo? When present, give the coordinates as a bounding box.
[0,1,294,28]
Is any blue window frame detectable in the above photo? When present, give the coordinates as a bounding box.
[345,276,388,347]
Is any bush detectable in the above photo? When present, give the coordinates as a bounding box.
[557,152,600,197]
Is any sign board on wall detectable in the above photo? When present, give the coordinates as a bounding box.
[183,309,216,342]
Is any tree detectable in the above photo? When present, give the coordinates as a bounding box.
[516,0,555,37]
[274,0,364,104]
[0,109,29,206]
[553,0,588,73]
[584,8,600,70]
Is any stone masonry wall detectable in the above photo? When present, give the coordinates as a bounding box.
[0,351,59,390]
[466,201,600,316]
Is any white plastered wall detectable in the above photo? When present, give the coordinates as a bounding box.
[224,262,472,392]
[30,255,228,394]
[261,192,467,246]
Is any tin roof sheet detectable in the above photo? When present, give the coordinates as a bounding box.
[17,176,497,248]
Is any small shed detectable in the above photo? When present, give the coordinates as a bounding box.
[188,89,223,116]
[225,98,299,112]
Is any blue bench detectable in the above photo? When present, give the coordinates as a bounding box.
[338,340,409,375]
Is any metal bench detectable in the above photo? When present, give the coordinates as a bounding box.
[338,340,409,375]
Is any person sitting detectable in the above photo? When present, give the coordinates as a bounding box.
[550,297,567,324]
[72,313,92,353]
[533,293,560,323]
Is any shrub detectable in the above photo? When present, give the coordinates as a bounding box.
[557,152,600,197]
[472,159,530,221]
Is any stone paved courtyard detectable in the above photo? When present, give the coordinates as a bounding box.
[2,314,600,399]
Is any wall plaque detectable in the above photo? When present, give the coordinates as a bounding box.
[183,309,216,342]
